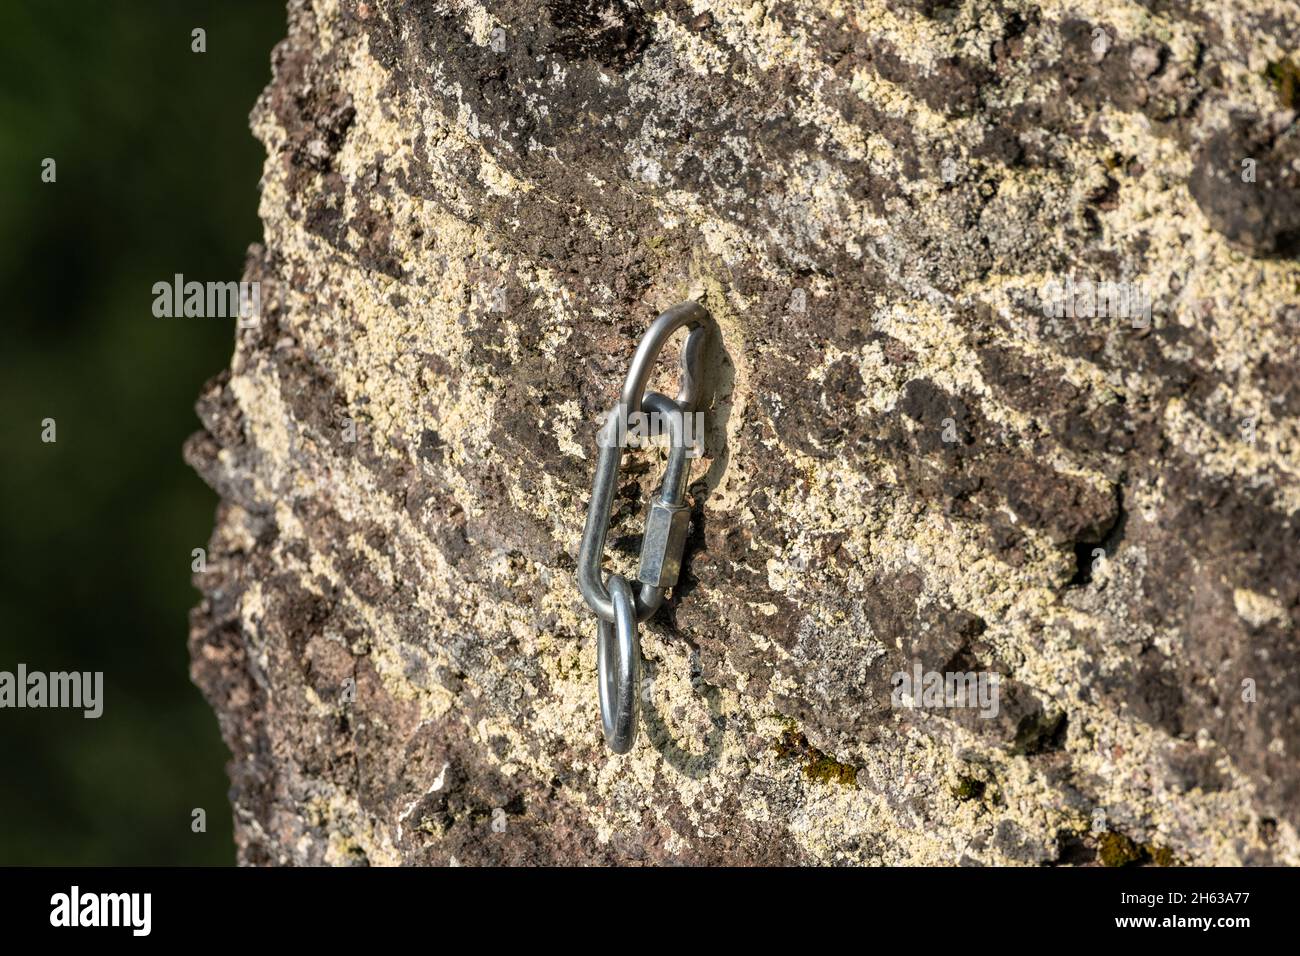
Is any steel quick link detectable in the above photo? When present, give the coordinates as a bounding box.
[576,302,712,753]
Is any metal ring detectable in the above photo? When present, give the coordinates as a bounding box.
[597,574,640,753]
[620,301,711,414]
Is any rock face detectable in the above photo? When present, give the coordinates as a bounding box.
[187,0,1300,865]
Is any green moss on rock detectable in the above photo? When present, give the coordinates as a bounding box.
[1265,57,1300,108]
[951,777,987,802]
[1098,830,1144,867]
[774,727,858,788]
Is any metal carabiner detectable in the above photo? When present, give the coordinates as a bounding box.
[577,301,712,753]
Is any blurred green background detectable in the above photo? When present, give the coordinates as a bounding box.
[0,2,285,864]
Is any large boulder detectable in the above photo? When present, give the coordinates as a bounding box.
[187,0,1300,865]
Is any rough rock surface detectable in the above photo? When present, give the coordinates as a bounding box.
[187,0,1300,865]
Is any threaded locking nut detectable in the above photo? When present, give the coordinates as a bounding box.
[637,500,691,588]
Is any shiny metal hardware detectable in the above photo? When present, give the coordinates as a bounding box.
[577,301,712,753]
[597,575,639,754]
